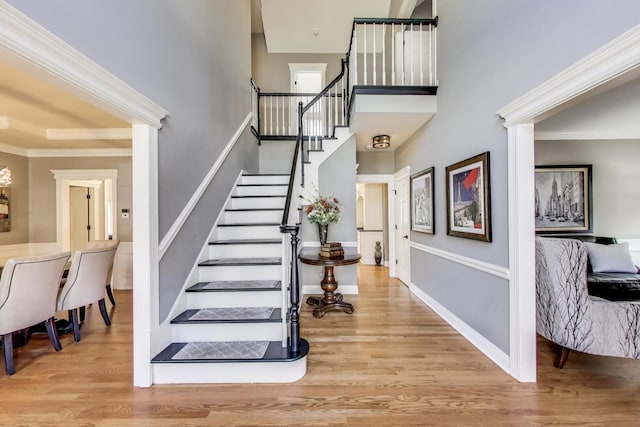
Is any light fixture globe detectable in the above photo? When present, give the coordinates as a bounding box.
[0,166,12,187]
[372,134,390,149]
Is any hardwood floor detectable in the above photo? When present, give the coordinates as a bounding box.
[1,264,639,426]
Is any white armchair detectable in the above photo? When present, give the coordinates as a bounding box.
[86,239,120,306]
[0,252,71,375]
[536,237,640,368]
[57,243,118,342]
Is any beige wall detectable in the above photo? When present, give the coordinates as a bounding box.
[0,153,29,244]
[28,156,132,243]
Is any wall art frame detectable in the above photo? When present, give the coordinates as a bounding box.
[411,167,435,234]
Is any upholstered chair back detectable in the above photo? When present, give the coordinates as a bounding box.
[0,252,70,335]
[57,245,117,311]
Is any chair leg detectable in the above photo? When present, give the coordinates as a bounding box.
[44,317,62,351]
[79,306,86,323]
[2,332,15,375]
[554,346,570,369]
[98,298,111,326]
[106,284,116,306]
[69,309,81,342]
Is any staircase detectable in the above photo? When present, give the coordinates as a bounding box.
[151,173,308,383]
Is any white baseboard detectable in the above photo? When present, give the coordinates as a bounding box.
[409,281,511,375]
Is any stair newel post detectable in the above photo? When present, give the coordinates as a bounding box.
[343,57,350,124]
[288,227,301,354]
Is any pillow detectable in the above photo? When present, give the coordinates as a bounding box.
[585,242,638,274]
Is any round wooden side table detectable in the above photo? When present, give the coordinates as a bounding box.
[298,250,361,318]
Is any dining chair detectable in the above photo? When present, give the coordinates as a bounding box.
[57,244,118,342]
[86,239,120,306]
[0,252,71,375]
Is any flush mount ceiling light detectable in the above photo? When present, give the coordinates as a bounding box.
[372,134,391,149]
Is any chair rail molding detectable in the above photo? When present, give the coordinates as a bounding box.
[497,24,640,383]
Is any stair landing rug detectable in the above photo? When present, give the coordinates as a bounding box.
[189,307,274,321]
[171,341,269,360]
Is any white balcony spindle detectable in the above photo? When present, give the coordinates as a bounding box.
[363,23,367,85]
[391,23,395,85]
[269,96,273,135]
[401,24,405,85]
[382,23,386,85]
[353,27,358,86]
[410,23,414,85]
[434,26,438,85]
[419,23,424,85]
[373,22,376,85]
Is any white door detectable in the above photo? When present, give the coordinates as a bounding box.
[394,168,411,286]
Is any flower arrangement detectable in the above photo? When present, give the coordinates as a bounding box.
[305,192,342,225]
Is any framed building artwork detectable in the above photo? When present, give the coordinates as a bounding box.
[445,152,491,242]
[534,164,592,233]
[411,167,434,234]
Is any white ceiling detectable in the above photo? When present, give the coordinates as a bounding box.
[0,61,131,155]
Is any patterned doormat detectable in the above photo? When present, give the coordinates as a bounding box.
[197,280,279,290]
[171,341,269,360]
[188,307,274,321]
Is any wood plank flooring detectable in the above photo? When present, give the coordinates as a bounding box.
[1,264,639,426]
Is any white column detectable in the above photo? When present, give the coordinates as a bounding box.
[132,123,160,387]
[507,123,536,382]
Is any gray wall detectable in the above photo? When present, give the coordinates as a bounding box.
[356,151,395,175]
[251,33,343,92]
[9,0,257,320]
[0,153,28,244]
[535,139,640,239]
[259,140,297,174]
[28,156,132,243]
[395,0,640,353]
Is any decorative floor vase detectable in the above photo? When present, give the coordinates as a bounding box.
[318,224,328,245]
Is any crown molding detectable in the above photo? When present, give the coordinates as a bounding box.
[0,116,8,129]
[0,1,168,128]
[0,142,28,157]
[534,130,640,140]
[46,128,132,140]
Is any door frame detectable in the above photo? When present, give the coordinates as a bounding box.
[356,174,395,276]
[0,2,168,387]
[498,25,640,382]
[393,166,411,285]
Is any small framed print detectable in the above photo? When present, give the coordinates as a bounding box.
[411,167,434,234]
[535,164,592,233]
[445,152,491,242]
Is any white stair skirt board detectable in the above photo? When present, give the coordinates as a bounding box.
[186,290,282,308]
[208,243,281,259]
[230,197,285,209]
[172,322,282,342]
[151,357,307,384]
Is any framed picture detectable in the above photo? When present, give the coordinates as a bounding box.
[446,152,491,242]
[534,164,592,233]
[411,167,434,234]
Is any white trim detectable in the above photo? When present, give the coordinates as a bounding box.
[46,128,132,140]
[0,142,27,157]
[393,166,411,282]
[0,116,7,128]
[410,241,509,280]
[534,130,640,140]
[51,169,118,252]
[132,124,159,388]
[29,148,131,158]
[158,113,252,259]
[0,1,168,127]
[409,282,510,374]
[498,25,640,126]
[507,124,536,382]
[497,25,640,383]
[0,242,61,265]
[356,174,396,277]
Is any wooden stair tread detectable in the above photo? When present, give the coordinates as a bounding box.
[171,308,281,323]
[187,280,281,292]
[209,238,281,245]
[217,222,280,227]
[152,339,309,363]
[224,208,283,212]
[198,257,281,266]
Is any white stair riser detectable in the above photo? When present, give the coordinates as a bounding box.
[241,175,289,185]
[198,264,281,281]
[209,243,281,259]
[152,357,307,384]
[235,186,287,196]
[186,290,282,308]
[216,226,281,240]
[172,322,282,342]
[224,210,282,224]
[230,197,285,209]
